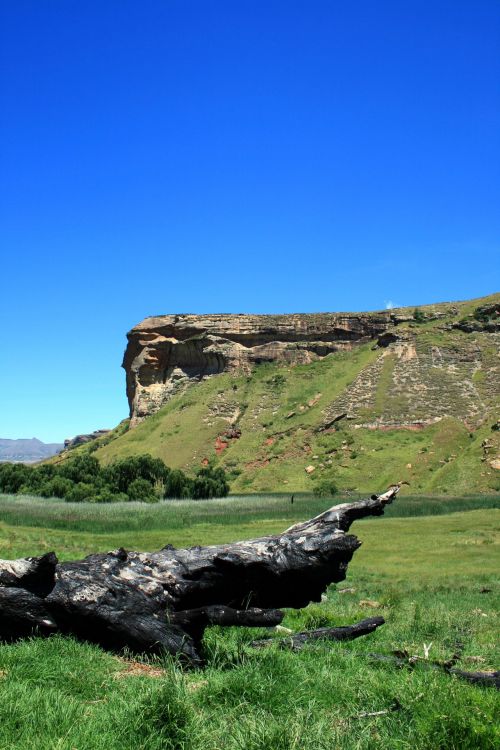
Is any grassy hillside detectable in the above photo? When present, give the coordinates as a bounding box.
[61,294,500,495]
[0,496,498,749]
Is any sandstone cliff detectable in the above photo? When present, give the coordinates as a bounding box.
[123,310,417,426]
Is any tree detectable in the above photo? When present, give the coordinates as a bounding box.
[58,454,101,484]
[104,455,169,494]
[0,463,31,494]
[313,479,338,498]
[21,464,56,493]
[164,469,192,499]
[192,465,229,499]
[128,478,158,503]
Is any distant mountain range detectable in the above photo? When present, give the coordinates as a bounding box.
[0,438,63,463]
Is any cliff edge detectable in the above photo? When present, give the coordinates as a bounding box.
[123,310,407,425]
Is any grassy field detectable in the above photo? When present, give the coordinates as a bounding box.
[0,494,499,749]
[0,491,499,555]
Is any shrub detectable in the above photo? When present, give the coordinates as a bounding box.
[473,304,496,323]
[104,455,169,494]
[65,482,98,503]
[164,469,193,499]
[313,480,338,498]
[413,307,426,323]
[39,476,74,498]
[192,465,229,499]
[88,488,125,503]
[265,373,286,392]
[127,478,158,503]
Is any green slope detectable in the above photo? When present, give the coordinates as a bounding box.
[69,295,500,495]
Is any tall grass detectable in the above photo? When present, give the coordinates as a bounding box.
[0,492,498,535]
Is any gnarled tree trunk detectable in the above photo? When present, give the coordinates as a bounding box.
[0,487,399,663]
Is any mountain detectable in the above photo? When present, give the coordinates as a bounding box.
[84,294,500,495]
[0,438,63,463]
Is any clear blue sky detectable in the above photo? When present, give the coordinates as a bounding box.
[1,1,499,442]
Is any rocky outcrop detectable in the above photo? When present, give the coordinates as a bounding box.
[451,302,500,333]
[322,330,500,431]
[123,312,397,425]
[64,430,110,450]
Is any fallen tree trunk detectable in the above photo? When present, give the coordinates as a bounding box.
[251,616,385,650]
[0,487,399,663]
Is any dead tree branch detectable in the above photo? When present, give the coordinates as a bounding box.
[251,616,385,650]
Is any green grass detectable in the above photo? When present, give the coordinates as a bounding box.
[0,495,499,748]
[0,491,498,538]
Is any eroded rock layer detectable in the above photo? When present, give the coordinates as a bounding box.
[123,312,400,424]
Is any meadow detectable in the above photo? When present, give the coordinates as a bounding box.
[0,492,499,749]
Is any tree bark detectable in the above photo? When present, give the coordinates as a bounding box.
[0,487,399,662]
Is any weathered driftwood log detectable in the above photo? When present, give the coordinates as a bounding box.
[251,616,385,650]
[0,487,399,663]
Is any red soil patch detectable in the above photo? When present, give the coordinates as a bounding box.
[215,436,229,454]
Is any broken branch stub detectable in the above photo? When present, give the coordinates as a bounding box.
[0,487,399,663]
[251,616,385,650]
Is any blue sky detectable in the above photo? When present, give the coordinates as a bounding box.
[1,1,499,442]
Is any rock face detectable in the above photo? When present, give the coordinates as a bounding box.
[123,312,398,425]
[64,430,110,450]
